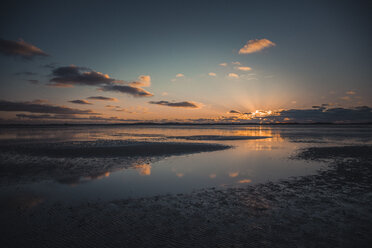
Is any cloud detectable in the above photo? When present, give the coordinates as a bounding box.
[148,100,200,108]
[14,71,37,76]
[239,39,276,54]
[346,91,356,95]
[208,72,216,76]
[232,61,241,65]
[15,114,137,122]
[236,66,252,71]
[101,85,153,97]
[228,73,239,79]
[219,63,227,66]
[87,96,117,101]
[69,100,92,105]
[28,79,39,84]
[340,96,351,101]
[48,65,153,97]
[162,92,168,96]
[0,100,97,115]
[229,110,241,114]
[176,73,184,78]
[0,38,49,59]
[49,65,115,87]
[129,75,151,87]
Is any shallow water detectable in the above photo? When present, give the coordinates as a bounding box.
[0,124,371,205]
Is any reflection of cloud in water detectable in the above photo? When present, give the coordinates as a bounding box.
[176,173,184,178]
[229,172,239,178]
[134,164,151,176]
[209,173,217,178]
[238,179,252,184]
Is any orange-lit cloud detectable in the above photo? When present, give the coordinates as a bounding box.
[236,66,252,71]
[239,39,276,54]
[208,72,216,76]
[176,73,184,78]
[219,63,227,66]
[228,73,239,79]
[229,172,239,177]
[238,179,252,183]
[130,75,151,87]
[346,90,356,95]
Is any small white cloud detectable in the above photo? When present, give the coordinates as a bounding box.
[219,63,227,66]
[236,66,252,71]
[176,73,184,78]
[228,73,239,79]
[208,72,216,76]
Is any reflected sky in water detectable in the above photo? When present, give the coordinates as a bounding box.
[0,125,371,205]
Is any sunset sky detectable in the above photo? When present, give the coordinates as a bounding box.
[0,0,371,123]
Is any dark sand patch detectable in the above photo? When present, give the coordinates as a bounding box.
[0,141,230,185]
[170,135,272,141]
[1,145,371,247]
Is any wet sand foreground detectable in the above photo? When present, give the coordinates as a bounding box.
[1,145,371,247]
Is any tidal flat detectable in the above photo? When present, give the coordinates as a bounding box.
[0,125,371,247]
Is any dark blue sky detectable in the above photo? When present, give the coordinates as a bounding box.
[0,0,371,123]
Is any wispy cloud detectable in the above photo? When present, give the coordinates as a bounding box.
[232,61,241,65]
[0,100,97,115]
[228,73,239,79]
[101,85,153,97]
[239,39,276,54]
[28,79,39,84]
[208,72,216,76]
[149,100,200,108]
[346,90,356,95]
[176,73,184,78]
[69,100,92,105]
[87,96,117,101]
[0,38,49,59]
[219,63,227,66]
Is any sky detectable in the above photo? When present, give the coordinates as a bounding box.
[0,0,371,123]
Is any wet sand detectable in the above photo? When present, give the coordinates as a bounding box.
[1,145,371,247]
[0,141,230,185]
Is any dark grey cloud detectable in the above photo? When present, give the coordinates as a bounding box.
[0,38,49,59]
[101,85,153,97]
[87,96,117,101]
[16,114,138,122]
[229,110,241,114]
[0,100,97,115]
[268,106,372,123]
[14,71,38,76]
[48,65,154,97]
[43,63,58,69]
[148,100,200,108]
[49,65,114,87]
[69,100,92,105]
[28,79,39,84]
